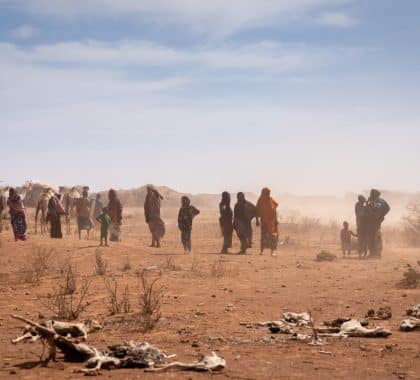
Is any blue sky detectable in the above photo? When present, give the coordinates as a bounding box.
[1,0,419,195]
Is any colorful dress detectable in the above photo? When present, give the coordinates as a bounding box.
[7,193,27,241]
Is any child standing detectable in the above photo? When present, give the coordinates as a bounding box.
[178,196,200,254]
[340,221,357,257]
[96,207,111,246]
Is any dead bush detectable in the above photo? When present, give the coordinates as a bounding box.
[58,261,77,295]
[165,256,180,271]
[316,250,337,262]
[403,202,420,246]
[45,277,91,320]
[104,277,131,315]
[20,246,54,284]
[210,259,228,278]
[121,256,132,272]
[400,264,420,288]
[137,269,164,333]
[95,249,108,276]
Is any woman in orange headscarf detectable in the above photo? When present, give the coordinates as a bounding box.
[256,187,278,256]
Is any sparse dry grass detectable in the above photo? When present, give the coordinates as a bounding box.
[95,249,108,276]
[104,276,131,315]
[20,246,54,284]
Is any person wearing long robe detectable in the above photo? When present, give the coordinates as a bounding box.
[7,188,27,241]
[365,189,390,258]
[75,190,93,240]
[47,193,66,239]
[178,196,200,254]
[219,191,233,254]
[355,195,368,258]
[144,185,165,248]
[233,192,257,254]
[256,187,279,256]
[108,189,123,242]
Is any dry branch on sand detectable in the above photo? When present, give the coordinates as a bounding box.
[137,269,164,333]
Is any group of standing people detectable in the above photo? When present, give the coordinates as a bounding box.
[341,189,390,258]
[219,188,279,256]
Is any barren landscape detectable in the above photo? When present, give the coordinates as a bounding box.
[0,207,419,379]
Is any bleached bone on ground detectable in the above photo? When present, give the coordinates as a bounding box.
[406,304,420,318]
[12,318,102,344]
[145,351,226,373]
[291,332,325,346]
[240,320,295,334]
[11,315,96,362]
[365,306,392,320]
[283,312,312,327]
[318,319,391,338]
[400,318,420,332]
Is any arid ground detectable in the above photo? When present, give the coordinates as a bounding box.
[0,208,419,379]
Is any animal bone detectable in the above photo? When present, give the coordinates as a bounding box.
[400,318,420,331]
[283,312,312,327]
[318,319,391,338]
[12,317,102,343]
[365,306,392,320]
[406,304,420,318]
[145,351,225,373]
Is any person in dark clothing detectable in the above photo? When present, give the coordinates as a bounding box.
[108,189,123,242]
[144,185,165,248]
[219,191,233,254]
[7,188,27,241]
[178,196,200,254]
[355,195,368,258]
[47,193,66,239]
[365,189,390,258]
[233,192,257,254]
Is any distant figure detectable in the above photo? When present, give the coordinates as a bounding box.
[219,191,233,254]
[340,221,357,257]
[233,192,257,254]
[355,195,368,258]
[47,193,66,239]
[366,189,390,258]
[96,207,112,246]
[108,189,123,242]
[75,190,93,240]
[256,187,279,256]
[7,188,27,241]
[0,190,6,233]
[178,196,200,254]
[144,185,165,248]
[93,193,104,219]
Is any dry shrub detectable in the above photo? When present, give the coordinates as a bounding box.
[137,269,164,333]
[210,258,228,278]
[400,263,420,288]
[58,261,77,295]
[20,246,54,284]
[403,202,420,246]
[95,249,108,276]
[104,277,131,315]
[316,250,337,262]
[45,276,91,320]
[165,256,181,271]
[121,256,132,272]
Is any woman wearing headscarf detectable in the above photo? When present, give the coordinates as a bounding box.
[219,191,233,254]
[75,190,93,240]
[108,189,123,242]
[47,193,66,239]
[144,185,165,248]
[256,187,278,256]
[233,192,257,254]
[7,188,27,241]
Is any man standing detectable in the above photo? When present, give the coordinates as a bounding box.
[365,189,390,258]
[233,192,257,254]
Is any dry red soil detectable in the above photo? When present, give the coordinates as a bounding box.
[0,208,419,379]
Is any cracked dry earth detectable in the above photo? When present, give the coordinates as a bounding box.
[0,208,419,379]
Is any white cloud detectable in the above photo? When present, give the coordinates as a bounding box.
[3,0,352,36]
[9,25,39,39]
[316,11,358,27]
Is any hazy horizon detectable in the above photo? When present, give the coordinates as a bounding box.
[1,1,419,195]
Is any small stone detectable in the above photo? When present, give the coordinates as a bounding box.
[191,341,199,348]
[9,370,16,375]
